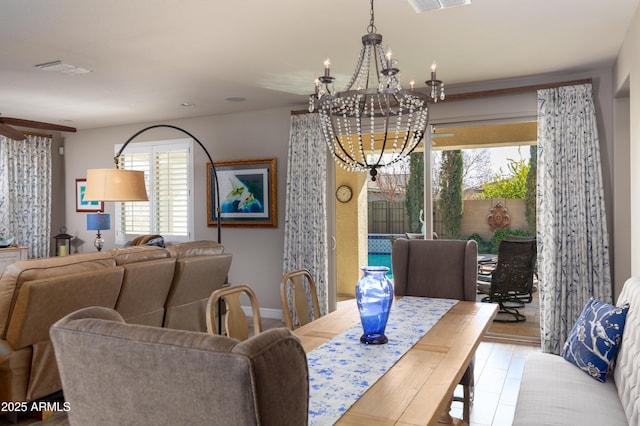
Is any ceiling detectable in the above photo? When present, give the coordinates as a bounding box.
[0,0,637,132]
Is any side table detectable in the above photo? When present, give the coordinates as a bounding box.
[0,246,28,275]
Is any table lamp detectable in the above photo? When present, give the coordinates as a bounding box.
[86,213,111,251]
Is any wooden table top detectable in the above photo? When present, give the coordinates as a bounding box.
[293,298,498,425]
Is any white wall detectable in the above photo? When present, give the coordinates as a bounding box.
[64,106,295,314]
[615,2,640,297]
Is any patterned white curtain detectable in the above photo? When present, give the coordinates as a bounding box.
[537,83,612,354]
[283,113,328,317]
[0,135,52,258]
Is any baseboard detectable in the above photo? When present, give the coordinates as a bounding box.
[241,306,283,320]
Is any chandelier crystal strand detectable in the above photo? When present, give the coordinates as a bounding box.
[311,0,443,181]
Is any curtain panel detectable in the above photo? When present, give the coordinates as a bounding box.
[537,83,612,354]
[283,113,329,319]
[0,135,52,258]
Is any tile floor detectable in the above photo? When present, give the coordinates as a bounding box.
[451,340,540,426]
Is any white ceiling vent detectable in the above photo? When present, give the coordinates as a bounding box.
[35,60,92,75]
[408,0,471,13]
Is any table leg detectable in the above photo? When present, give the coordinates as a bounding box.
[438,396,468,426]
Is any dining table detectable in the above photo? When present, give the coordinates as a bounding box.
[292,296,498,426]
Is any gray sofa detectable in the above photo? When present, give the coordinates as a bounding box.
[50,307,309,426]
[514,276,640,425]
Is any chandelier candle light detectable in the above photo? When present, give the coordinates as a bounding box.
[309,0,444,181]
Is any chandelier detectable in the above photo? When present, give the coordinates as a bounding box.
[309,0,444,181]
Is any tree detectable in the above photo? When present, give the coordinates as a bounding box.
[462,149,494,190]
[432,149,493,198]
[525,145,537,234]
[376,158,409,202]
[405,152,424,233]
[438,150,464,238]
[478,158,529,199]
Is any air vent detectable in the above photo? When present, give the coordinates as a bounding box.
[35,60,92,75]
[408,0,471,13]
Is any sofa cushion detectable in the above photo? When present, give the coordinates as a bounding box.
[167,240,224,259]
[108,246,170,265]
[0,252,115,337]
[164,253,232,331]
[114,257,175,326]
[513,352,627,425]
[6,267,124,349]
[561,297,629,382]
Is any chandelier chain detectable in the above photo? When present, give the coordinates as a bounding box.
[367,0,376,34]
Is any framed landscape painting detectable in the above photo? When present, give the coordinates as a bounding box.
[75,178,103,212]
[207,158,277,227]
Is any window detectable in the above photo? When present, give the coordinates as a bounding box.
[115,138,194,244]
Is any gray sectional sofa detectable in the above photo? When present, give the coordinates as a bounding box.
[514,277,640,425]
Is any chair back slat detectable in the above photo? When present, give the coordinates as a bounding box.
[206,284,262,340]
[281,269,321,329]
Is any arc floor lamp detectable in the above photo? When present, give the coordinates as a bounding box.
[84,124,222,243]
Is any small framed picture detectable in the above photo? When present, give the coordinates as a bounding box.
[207,158,277,228]
[76,178,104,212]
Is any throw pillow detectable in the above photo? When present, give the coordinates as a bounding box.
[562,297,630,382]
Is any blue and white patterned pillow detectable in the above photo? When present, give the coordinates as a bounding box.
[562,297,629,382]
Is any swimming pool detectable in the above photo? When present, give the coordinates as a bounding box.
[367,253,393,279]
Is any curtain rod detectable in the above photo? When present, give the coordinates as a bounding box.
[442,78,592,102]
[290,78,593,115]
[291,109,316,116]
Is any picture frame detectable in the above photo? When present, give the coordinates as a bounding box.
[75,178,104,212]
[207,158,277,228]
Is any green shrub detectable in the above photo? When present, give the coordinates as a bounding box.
[467,233,492,254]
[468,233,482,244]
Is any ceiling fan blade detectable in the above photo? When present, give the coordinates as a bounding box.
[0,117,76,133]
[0,123,27,140]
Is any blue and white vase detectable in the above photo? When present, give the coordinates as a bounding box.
[356,266,393,344]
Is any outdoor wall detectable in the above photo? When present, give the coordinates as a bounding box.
[459,199,527,241]
[369,198,527,242]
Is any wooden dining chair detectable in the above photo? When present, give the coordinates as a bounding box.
[392,238,478,423]
[206,284,262,341]
[280,269,321,330]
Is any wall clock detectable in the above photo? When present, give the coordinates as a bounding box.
[336,185,353,203]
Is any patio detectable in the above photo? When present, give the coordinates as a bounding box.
[479,286,540,343]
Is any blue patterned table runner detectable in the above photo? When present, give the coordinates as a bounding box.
[307,296,458,425]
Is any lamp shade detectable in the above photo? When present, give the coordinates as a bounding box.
[86,213,111,231]
[84,169,149,202]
